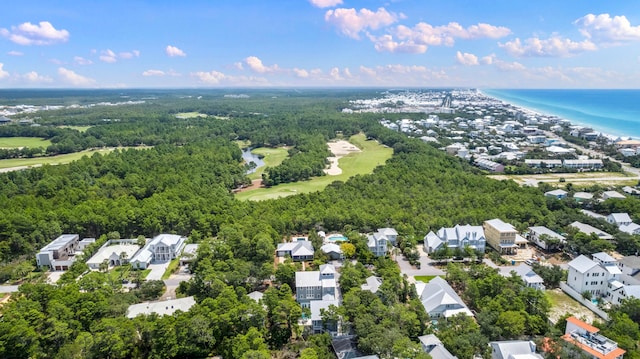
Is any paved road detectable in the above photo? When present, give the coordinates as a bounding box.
[0,285,20,293]
[395,246,446,279]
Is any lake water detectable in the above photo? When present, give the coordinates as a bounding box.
[241,148,265,174]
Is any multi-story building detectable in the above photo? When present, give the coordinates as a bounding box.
[295,264,337,308]
[367,228,397,257]
[484,219,518,255]
[562,317,626,359]
[567,252,621,299]
[36,234,80,270]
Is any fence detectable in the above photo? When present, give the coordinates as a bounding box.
[559,282,609,320]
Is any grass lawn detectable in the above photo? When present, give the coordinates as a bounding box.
[247,147,289,180]
[414,275,438,282]
[57,125,92,132]
[0,137,52,148]
[162,259,180,280]
[0,147,147,170]
[139,269,152,280]
[236,133,393,201]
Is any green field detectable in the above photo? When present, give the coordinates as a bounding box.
[57,125,93,133]
[414,275,438,283]
[236,133,393,201]
[248,147,289,180]
[0,148,134,170]
[0,137,52,149]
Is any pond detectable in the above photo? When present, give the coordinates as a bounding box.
[241,148,265,174]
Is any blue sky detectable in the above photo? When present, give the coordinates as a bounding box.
[1,0,640,88]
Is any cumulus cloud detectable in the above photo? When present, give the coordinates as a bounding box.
[142,69,165,77]
[481,54,495,65]
[0,21,69,45]
[372,21,510,53]
[57,67,95,86]
[325,7,399,39]
[74,56,93,65]
[119,50,140,59]
[293,68,309,78]
[576,13,640,44]
[456,51,479,65]
[309,0,342,8]
[22,71,52,83]
[244,56,279,73]
[7,50,23,56]
[165,45,186,57]
[99,49,140,63]
[499,36,596,57]
[0,63,8,79]
[192,70,226,84]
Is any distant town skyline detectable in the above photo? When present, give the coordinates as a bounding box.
[1,0,640,88]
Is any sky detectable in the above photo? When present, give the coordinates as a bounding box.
[1,0,640,88]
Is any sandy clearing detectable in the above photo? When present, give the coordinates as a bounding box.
[324,140,361,175]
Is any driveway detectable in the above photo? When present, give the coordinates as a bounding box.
[395,246,446,279]
[162,267,193,299]
[146,261,171,281]
[0,285,19,293]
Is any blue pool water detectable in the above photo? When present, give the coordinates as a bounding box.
[326,234,348,242]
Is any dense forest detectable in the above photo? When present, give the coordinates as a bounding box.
[0,90,639,358]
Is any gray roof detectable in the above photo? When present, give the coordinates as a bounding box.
[528,226,565,240]
[568,255,598,273]
[592,252,616,263]
[278,240,314,257]
[424,231,444,250]
[574,192,594,199]
[580,209,605,219]
[127,296,196,318]
[248,291,264,302]
[608,213,632,223]
[40,234,79,252]
[417,277,472,317]
[489,341,542,359]
[361,276,382,293]
[310,299,339,321]
[150,233,186,247]
[620,223,640,235]
[377,228,398,236]
[618,256,640,269]
[296,271,322,288]
[603,190,626,199]
[320,243,342,254]
[569,221,613,240]
[625,285,640,299]
[545,189,568,196]
[319,263,336,275]
[503,264,544,284]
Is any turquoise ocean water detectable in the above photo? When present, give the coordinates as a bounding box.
[482,89,640,139]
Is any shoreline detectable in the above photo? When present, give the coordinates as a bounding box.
[479,89,636,141]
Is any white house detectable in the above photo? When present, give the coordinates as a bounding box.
[569,221,614,240]
[527,226,565,251]
[415,277,473,319]
[86,240,140,269]
[129,233,187,269]
[360,276,382,294]
[607,213,633,227]
[602,191,626,200]
[295,264,337,308]
[619,223,640,235]
[424,224,486,254]
[502,264,545,290]
[489,341,543,359]
[277,239,314,261]
[618,256,640,286]
[367,230,394,257]
[309,299,340,335]
[567,253,621,299]
[320,243,343,260]
[36,234,80,271]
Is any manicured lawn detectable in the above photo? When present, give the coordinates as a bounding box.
[57,125,93,132]
[0,147,148,170]
[247,147,289,180]
[236,133,393,201]
[414,275,438,282]
[0,137,52,148]
[162,259,180,280]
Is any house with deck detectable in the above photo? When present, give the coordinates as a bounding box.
[36,234,81,271]
[484,219,518,255]
[277,239,314,261]
[562,316,625,359]
[424,224,486,254]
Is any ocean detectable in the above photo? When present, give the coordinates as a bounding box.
[482,89,640,139]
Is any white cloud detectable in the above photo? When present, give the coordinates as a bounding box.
[119,50,140,59]
[309,0,342,8]
[329,67,343,80]
[481,54,495,65]
[7,50,23,56]
[456,51,479,65]
[325,7,399,39]
[493,58,526,72]
[499,36,596,57]
[142,69,165,77]
[99,49,117,63]
[166,45,186,57]
[57,67,95,86]
[0,21,69,46]
[576,14,640,44]
[0,63,8,79]
[244,56,279,73]
[357,64,447,85]
[372,21,511,53]
[293,68,309,78]
[22,71,52,83]
[74,56,93,65]
[192,70,226,84]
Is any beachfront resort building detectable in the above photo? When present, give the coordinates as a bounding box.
[423,224,486,254]
[484,219,519,255]
[562,316,626,359]
[36,234,81,271]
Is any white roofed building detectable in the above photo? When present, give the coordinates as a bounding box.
[415,277,473,319]
[423,224,486,254]
[295,264,337,308]
[606,213,632,227]
[36,234,81,271]
[277,239,314,261]
[489,340,543,359]
[126,296,196,318]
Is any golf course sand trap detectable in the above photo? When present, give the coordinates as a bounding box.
[325,140,361,175]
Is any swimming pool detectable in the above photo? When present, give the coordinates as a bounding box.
[326,234,348,242]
